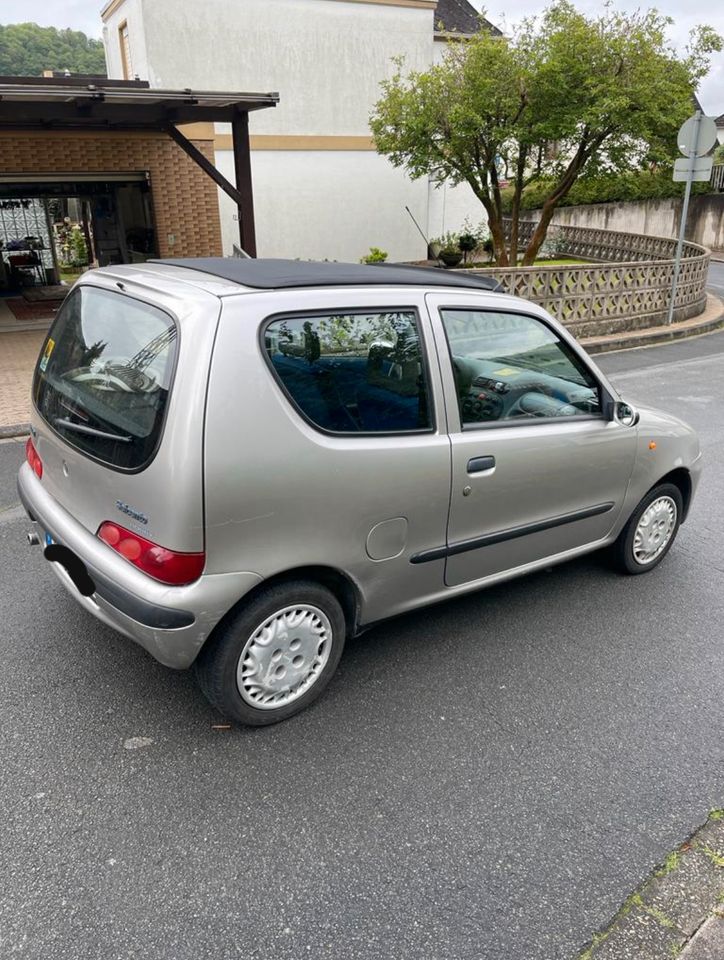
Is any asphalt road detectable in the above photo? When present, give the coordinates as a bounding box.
[706,257,724,299]
[1,336,723,960]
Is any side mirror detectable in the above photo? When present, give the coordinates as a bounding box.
[615,401,639,427]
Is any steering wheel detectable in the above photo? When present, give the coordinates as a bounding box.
[72,370,134,392]
[505,391,578,419]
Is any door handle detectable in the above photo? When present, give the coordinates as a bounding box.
[467,455,496,474]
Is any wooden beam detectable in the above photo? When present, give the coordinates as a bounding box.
[231,109,256,258]
[164,120,247,209]
[0,103,268,127]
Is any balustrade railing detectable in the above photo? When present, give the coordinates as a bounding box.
[467,221,710,337]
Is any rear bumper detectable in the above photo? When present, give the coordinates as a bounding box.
[17,463,262,669]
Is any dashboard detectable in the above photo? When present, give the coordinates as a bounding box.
[453,356,600,423]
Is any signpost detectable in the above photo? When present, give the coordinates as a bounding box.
[673,156,713,182]
[667,112,718,324]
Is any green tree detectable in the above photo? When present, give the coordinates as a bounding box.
[0,22,106,77]
[370,2,721,265]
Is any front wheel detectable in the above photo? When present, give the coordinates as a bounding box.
[193,580,346,726]
[611,483,683,575]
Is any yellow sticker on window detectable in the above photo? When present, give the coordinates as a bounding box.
[39,338,55,373]
[492,367,519,376]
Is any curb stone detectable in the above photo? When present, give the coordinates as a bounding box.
[581,295,724,354]
[0,423,30,439]
[679,914,724,959]
[576,811,724,960]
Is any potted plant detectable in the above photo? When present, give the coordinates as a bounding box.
[457,231,478,264]
[435,232,463,268]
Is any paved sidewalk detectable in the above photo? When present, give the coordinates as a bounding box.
[0,329,46,433]
[577,811,724,960]
[680,914,724,959]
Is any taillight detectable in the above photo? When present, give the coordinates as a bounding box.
[25,438,43,478]
[97,522,205,585]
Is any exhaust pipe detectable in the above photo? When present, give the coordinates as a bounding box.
[27,531,40,546]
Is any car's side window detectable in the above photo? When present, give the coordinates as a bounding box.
[263,311,432,434]
[440,308,602,426]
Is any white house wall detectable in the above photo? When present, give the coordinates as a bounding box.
[102,0,487,261]
[216,149,429,262]
[427,179,485,242]
[102,0,150,81]
[138,0,433,133]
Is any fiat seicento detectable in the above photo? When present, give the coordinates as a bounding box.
[18,258,702,724]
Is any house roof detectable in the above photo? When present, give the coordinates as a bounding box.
[0,76,279,129]
[434,0,502,36]
[716,114,724,128]
[152,258,502,293]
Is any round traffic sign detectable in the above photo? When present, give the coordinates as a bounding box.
[677,114,718,157]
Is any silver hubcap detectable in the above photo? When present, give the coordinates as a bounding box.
[633,496,677,565]
[236,604,332,710]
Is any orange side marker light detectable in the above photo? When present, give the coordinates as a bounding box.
[649,441,657,450]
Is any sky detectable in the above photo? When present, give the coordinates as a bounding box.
[0,0,721,112]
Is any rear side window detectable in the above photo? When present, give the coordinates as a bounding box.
[263,311,432,433]
[34,286,177,470]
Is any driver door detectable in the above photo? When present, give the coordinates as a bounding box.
[425,293,637,587]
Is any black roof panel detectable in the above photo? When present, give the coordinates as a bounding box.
[152,258,502,292]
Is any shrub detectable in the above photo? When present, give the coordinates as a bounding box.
[431,231,461,255]
[501,169,712,213]
[457,232,478,253]
[361,246,388,263]
[70,226,89,267]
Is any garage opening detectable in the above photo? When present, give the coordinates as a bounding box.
[0,174,156,291]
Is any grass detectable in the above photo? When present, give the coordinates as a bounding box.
[58,267,86,284]
[531,257,589,266]
[697,843,724,868]
[457,256,590,269]
[655,851,681,878]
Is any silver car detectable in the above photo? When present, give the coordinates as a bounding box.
[18,259,702,725]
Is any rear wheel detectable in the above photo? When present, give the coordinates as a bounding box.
[193,580,346,726]
[611,482,683,575]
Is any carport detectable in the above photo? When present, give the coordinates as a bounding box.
[0,76,279,259]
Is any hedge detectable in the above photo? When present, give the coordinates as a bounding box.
[500,169,711,213]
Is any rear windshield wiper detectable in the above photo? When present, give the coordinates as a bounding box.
[54,418,133,444]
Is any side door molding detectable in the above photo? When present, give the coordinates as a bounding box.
[410,501,615,564]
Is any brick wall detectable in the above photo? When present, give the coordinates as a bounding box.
[0,130,223,258]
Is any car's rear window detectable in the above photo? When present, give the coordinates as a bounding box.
[33,285,177,470]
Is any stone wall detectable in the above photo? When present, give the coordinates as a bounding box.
[522,195,724,253]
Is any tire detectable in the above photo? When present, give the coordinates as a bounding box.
[193,580,346,726]
[611,482,683,576]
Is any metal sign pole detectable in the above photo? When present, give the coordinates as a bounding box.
[668,111,702,325]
